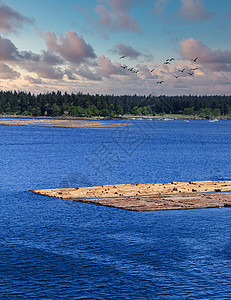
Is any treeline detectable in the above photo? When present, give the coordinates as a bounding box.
[0,91,231,118]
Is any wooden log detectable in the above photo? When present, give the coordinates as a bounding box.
[29,180,231,211]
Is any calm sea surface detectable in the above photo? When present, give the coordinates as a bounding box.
[0,119,231,299]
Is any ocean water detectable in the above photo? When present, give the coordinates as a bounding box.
[0,119,231,299]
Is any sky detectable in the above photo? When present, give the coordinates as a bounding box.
[0,0,231,96]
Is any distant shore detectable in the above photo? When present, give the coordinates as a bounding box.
[1,114,230,121]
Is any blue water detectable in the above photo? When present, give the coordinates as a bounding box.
[0,119,231,299]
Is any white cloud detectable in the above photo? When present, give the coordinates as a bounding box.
[45,30,96,65]
[177,0,214,22]
[97,55,126,77]
[94,0,141,36]
[0,62,20,79]
[24,75,44,84]
[0,1,34,34]
[154,0,171,20]
[76,65,102,81]
[111,42,141,59]
[180,38,231,72]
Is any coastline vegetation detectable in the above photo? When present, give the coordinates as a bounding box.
[0,91,231,119]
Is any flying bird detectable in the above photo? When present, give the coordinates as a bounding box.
[119,55,126,59]
[188,72,194,76]
[174,75,179,78]
[150,68,155,72]
[179,68,186,72]
[121,65,127,69]
[191,67,198,71]
[166,58,175,62]
[164,61,170,65]
[191,57,199,62]
[157,81,164,84]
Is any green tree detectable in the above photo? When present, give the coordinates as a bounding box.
[184,108,194,115]
[131,106,139,115]
[142,106,150,115]
[86,108,93,117]
[51,104,61,117]
[31,107,41,116]
[212,108,221,117]
[99,108,110,117]
[115,104,123,115]
[90,105,99,116]
[228,106,231,116]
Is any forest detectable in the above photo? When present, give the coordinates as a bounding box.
[0,91,231,118]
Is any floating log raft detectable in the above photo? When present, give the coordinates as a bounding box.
[0,118,128,128]
[30,180,231,211]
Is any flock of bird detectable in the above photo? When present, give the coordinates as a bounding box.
[119,55,200,85]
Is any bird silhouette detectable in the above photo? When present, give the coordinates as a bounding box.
[188,72,194,76]
[179,68,186,72]
[191,57,199,62]
[191,67,198,71]
[121,65,127,69]
[150,68,155,72]
[164,61,170,65]
[157,81,164,84]
[166,58,175,62]
[119,55,126,59]
[174,75,179,78]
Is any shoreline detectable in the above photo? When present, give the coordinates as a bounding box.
[1,114,230,121]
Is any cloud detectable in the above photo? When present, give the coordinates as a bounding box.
[94,0,141,35]
[75,1,141,38]
[22,61,64,79]
[154,0,214,23]
[75,55,128,81]
[74,4,97,34]
[0,62,20,79]
[44,30,96,65]
[0,1,34,34]
[34,26,43,38]
[77,65,102,81]
[64,69,77,80]
[75,4,88,15]
[40,50,64,65]
[99,0,134,11]
[0,36,40,62]
[136,64,157,79]
[97,55,126,77]
[110,42,154,62]
[19,51,40,61]
[0,36,65,79]
[177,0,214,22]
[111,41,141,59]
[180,38,231,72]
[154,0,171,20]
[0,36,21,61]
[24,75,44,84]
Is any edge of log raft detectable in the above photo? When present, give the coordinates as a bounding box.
[29,180,231,211]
